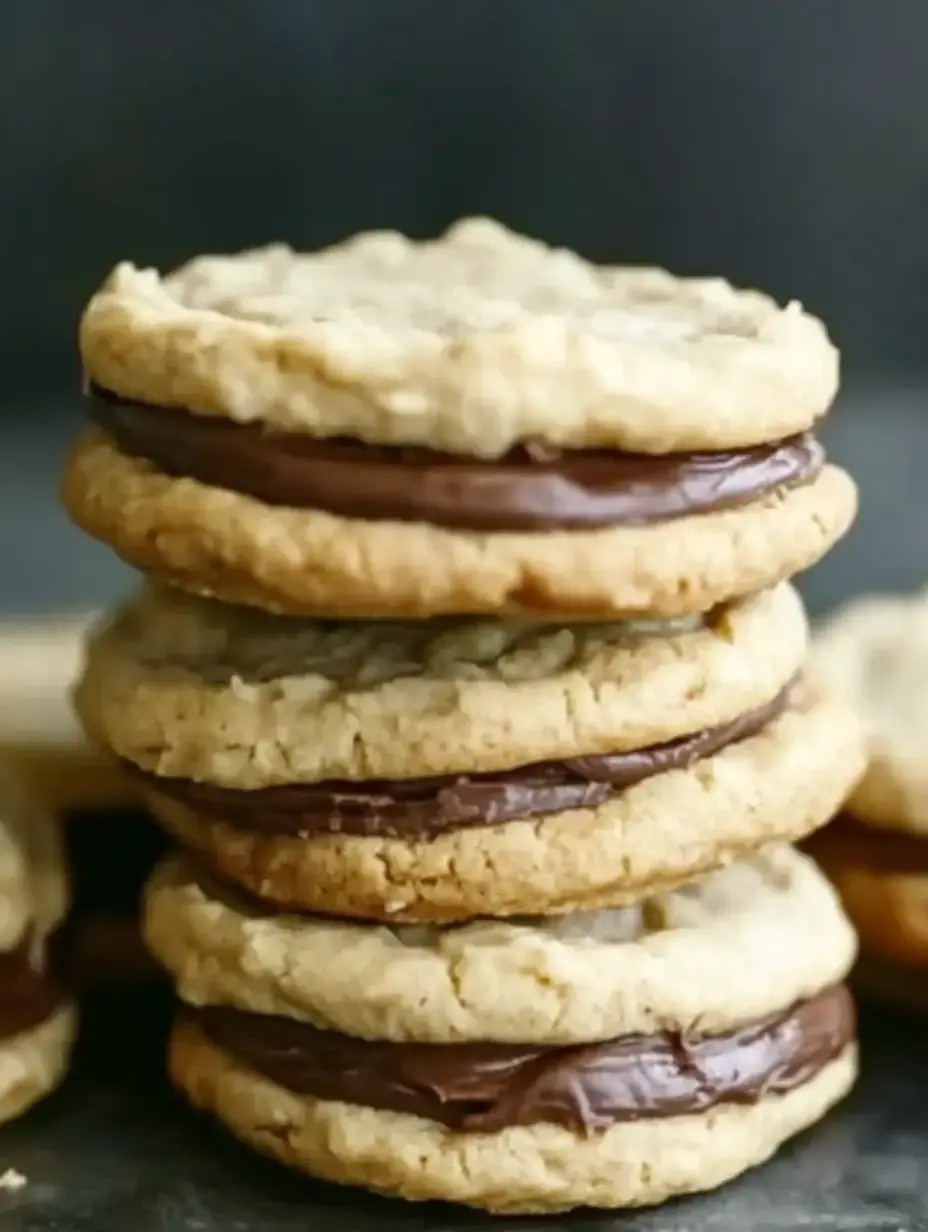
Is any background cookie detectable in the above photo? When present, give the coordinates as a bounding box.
[811,587,928,833]
[0,763,77,1121]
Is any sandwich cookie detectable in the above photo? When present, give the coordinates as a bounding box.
[77,582,863,921]
[146,847,858,1213]
[810,589,928,976]
[0,762,76,1122]
[65,218,856,619]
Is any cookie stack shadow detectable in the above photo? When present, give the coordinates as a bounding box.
[62,218,865,1213]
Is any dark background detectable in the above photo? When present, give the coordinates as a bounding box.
[2,0,927,613]
[4,0,928,401]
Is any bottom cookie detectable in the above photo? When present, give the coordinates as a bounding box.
[0,1004,77,1125]
[170,1022,856,1214]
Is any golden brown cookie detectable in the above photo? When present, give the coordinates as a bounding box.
[144,682,862,920]
[171,1023,855,1214]
[144,846,855,1044]
[69,219,851,619]
[63,434,855,620]
[76,582,806,786]
[153,843,857,1213]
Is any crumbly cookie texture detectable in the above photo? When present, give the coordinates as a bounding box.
[0,1005,77,1126]
[810,824,928,968]
[144,684,865,921]
[0,613,134,811]
[811,588,928,833]
[170,1023,856,1214]
[76,581,806,786]
[145,845,855,1044]
[63,433,857,620]
[0,762,70,950]
[79,218,838,458]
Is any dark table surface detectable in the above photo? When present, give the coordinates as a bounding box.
[0,384,926,1231]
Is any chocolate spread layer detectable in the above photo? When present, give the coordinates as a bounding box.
[135,687,790,838]
[195,982,855,1133]
[0,934,64,1038]
[88,386,825,532]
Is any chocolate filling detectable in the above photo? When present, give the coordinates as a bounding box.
[132,687,790,838]
[0,934,64,1038]
[195,982,854,1133]
[88,386,825,532]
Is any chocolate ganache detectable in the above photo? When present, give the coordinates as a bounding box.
[88,386,825,532]
[195,983,855,1133]
[134,687,790,838]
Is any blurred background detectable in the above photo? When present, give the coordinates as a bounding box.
[2,0,927,614]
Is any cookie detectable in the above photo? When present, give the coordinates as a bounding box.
[0,762,77,1121]
[147,847,857,1213]
[0,612,135,812]
[78,583,862,918]
[63,432,855,620]
[76,582,807,785]
[66,219,854,619]
[811,588,928,834]
[144,681,861,920]
[144,846,856,1043]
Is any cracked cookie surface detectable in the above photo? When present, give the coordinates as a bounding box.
[145,846,855,1044]
[79,218,838,457]
[76,583,806,786]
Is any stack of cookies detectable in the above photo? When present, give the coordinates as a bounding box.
[811,589,928,1003]
[64,219,864,1214]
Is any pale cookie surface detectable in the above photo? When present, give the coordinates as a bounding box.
[77,582,806,786]
[0,613,134,811]
[80,217,838,457]
[170,1023,856,1214]
[812,588,928,833]
[64,433,856,620]
[145,845,855,1044]
[0,1005,77,1126]
[0,762,70,950]
[144,684,865,921]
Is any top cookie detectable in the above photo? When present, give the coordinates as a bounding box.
[80,218,837,458]
[811,588,928,833]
